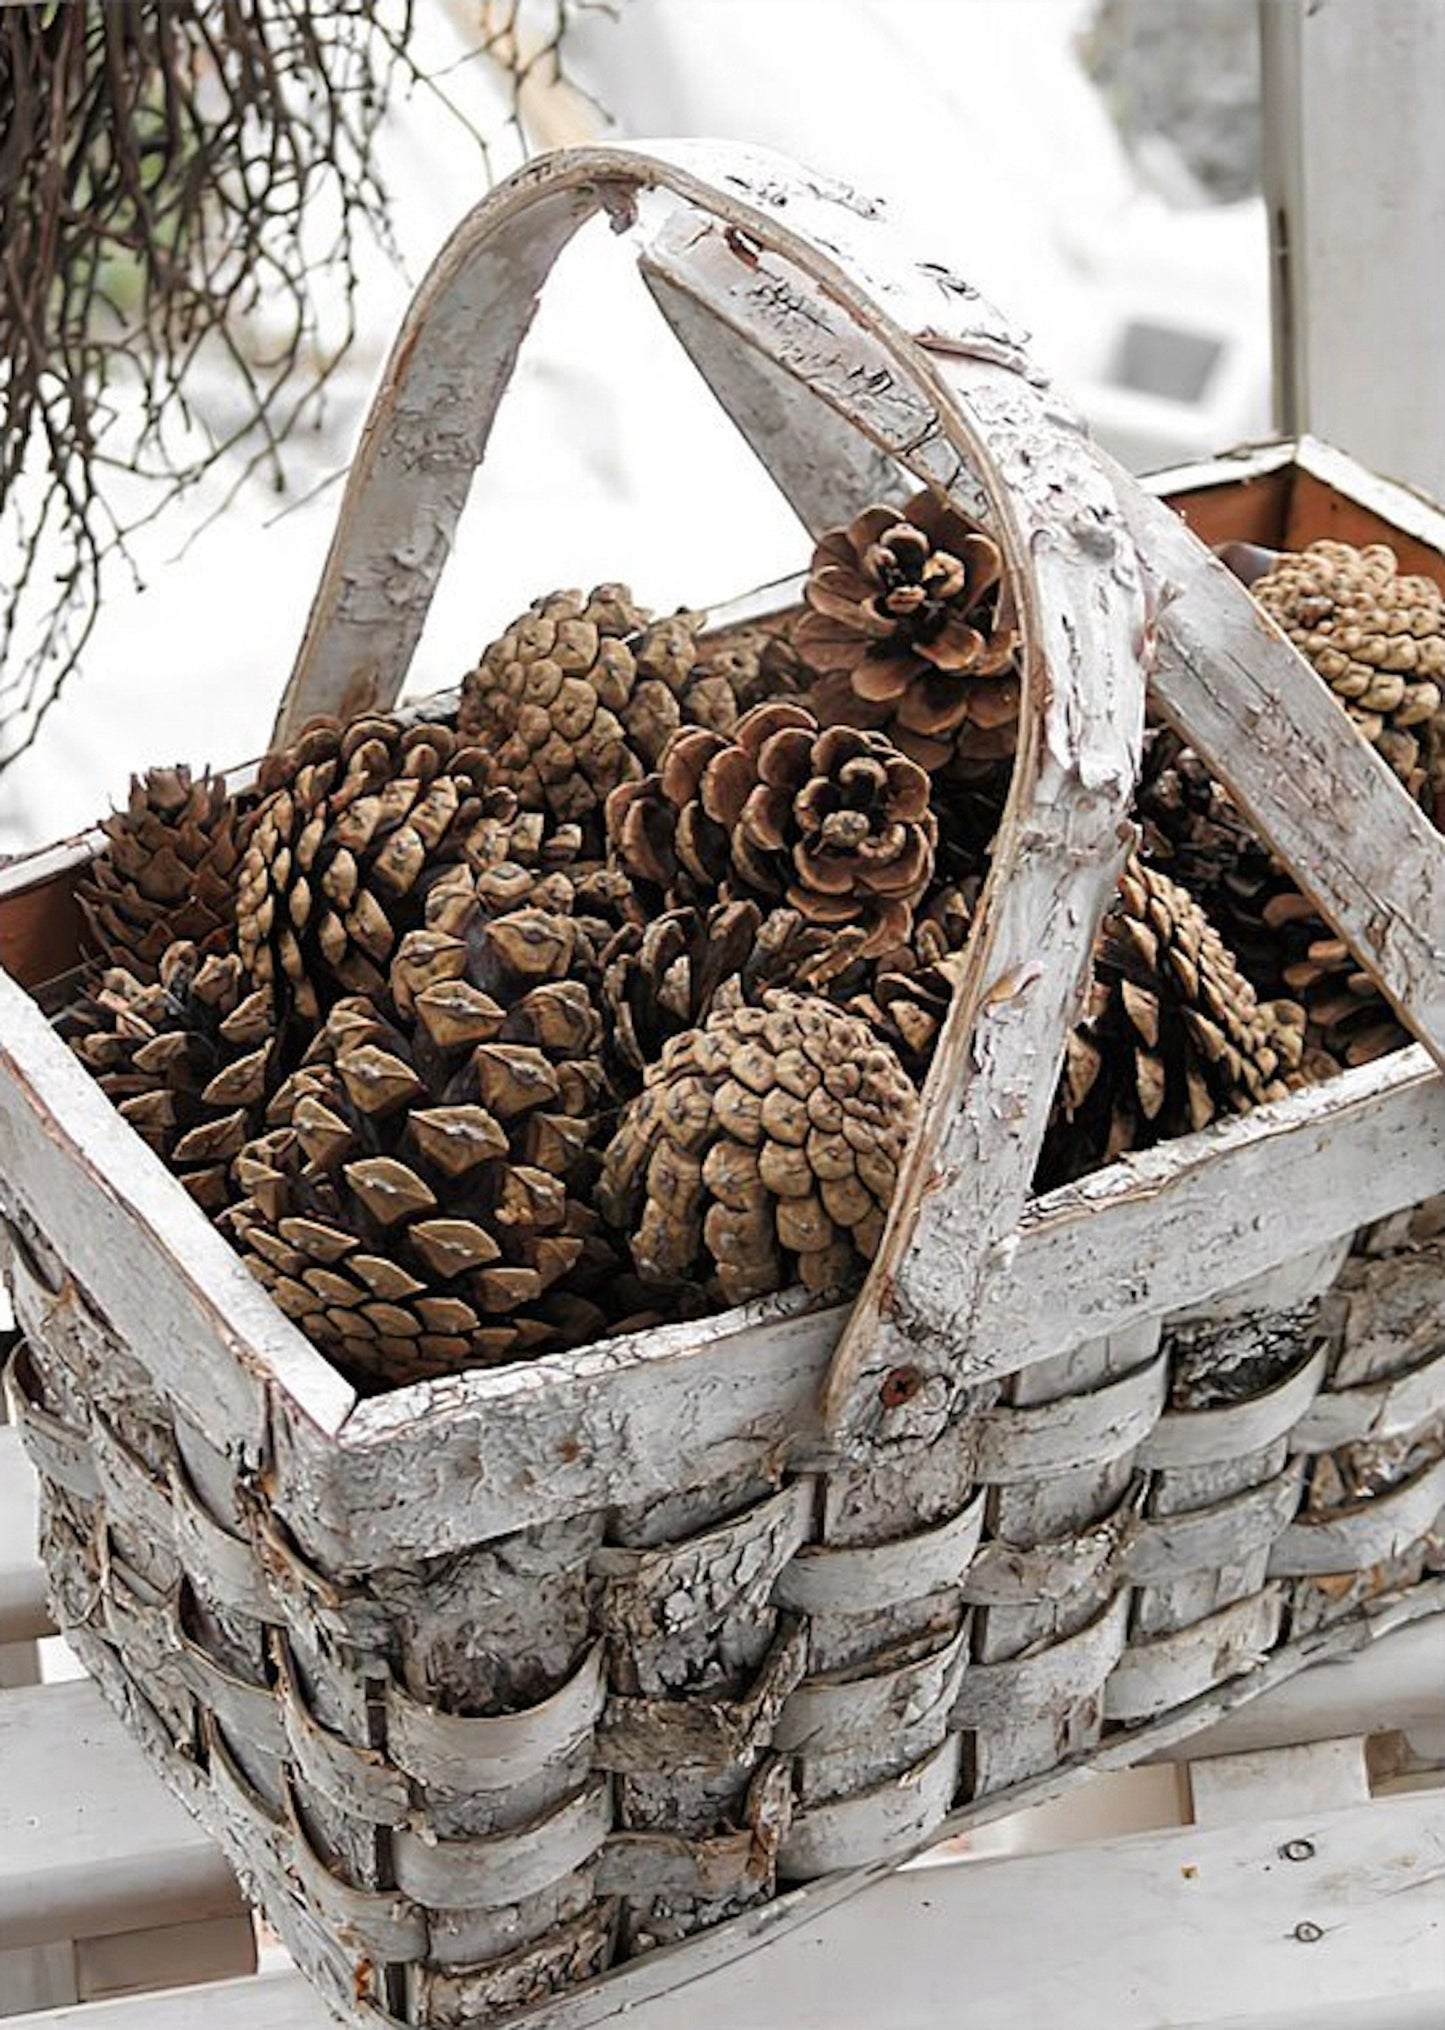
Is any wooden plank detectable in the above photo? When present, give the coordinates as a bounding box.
[1261,1,1445,502]
[7,1972,325,2030]
[1189,1739,1371,1826]
[0,1679,251,1954]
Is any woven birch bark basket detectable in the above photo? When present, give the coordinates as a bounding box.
[3,143,1445,2030]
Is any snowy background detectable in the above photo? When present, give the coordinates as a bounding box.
[0,0,1271,855]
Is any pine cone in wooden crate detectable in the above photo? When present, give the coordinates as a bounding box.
[599,991,918,1307]
[61,940,276,1214]
[1250,539,1445,800]
[77,766,245,980]
[1036,858,1308,1191]
[794,490,1020,770]
[607,701,937,957]
[225,872,614,1390]
[1138,726,1408,1067]
[235,715,501,1023]
[459,588,800,829]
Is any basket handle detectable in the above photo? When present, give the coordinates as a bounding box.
[274,142,1150,1460]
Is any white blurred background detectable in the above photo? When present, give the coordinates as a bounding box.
[0,0,1271,854]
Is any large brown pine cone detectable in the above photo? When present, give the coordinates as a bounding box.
[795,492,1020,771]
[600,992,918,1307]
[61,940,276,1214]
[1249,540,1445,800]
[235,715,500,1023]
[77,766,245,981]
[226,871,614,1391]
[461,586,748,825]
[607,701,937,957]
[1036,858,1310,1191]
[1137,726,1406,1068]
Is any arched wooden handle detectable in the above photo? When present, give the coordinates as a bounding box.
[274,142,1151,1459]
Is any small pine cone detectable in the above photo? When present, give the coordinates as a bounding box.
[599,992,918,1307]
[459,586,714,824]
[1249,540,1445,799]
[226,858,614,1390]
[235,715,499,1022]
[679,625,805,735]
[1036,858,1309,1191]
[607,701,937,956]
[62,940,276,1214]
[78,766,244,981]
[795,491,1020,771]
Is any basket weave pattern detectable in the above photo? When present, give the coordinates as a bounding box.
[7,1192,1445,2024]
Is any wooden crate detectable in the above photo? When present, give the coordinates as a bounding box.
[2,144,1443,2030]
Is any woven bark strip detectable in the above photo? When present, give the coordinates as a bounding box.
[1,142,1445,2030]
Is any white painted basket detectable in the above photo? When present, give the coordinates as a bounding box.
[3,145,1445,2030]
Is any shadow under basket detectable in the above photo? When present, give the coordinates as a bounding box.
[3,144,1445,2030]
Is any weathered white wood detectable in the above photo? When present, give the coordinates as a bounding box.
[275,140,1031,740]
[1189,1738,1371,1827]
[0,1679,252,1954]
[1261,0,1445,501]
[1155,1614,1445,1765]
[7,1972,326,2030]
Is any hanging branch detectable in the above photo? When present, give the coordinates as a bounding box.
[0,0,588,779]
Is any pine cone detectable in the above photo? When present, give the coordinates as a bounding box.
[1137,727,1405,1068]
[226,871,614,1391]
[460,586,740,826]
[680,624,805,735]
[62,940,276,1214]
[77,766,244,981]
[794,491,1020,771]
[607,702,937,956]
[1249,540,1445,799]
[235,715,500,1023]
[599,992,918,1307]
[1036,858,1309,1191]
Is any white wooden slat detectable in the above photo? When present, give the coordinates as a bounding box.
[0,1679,251,1954]
[7,1972,325,2030]
[9,1777,1442,2030]
[1189,1738,1371,1827]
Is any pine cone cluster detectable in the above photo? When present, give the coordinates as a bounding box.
[55,519,1421,1398]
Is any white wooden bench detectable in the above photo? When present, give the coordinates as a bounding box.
[0,1430,256,2016]
[4,1733,1442,2030]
